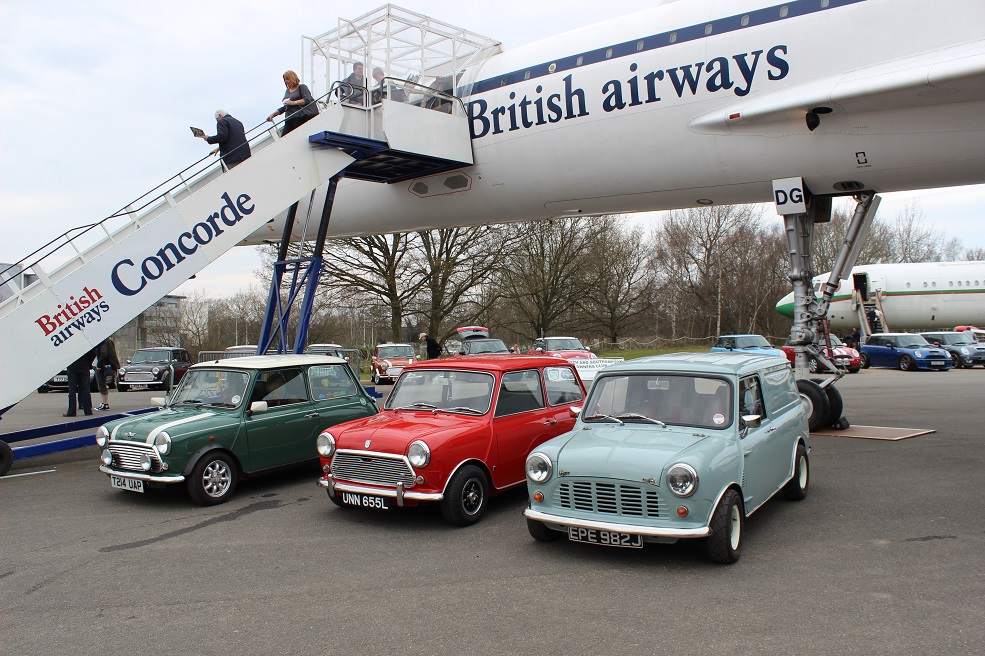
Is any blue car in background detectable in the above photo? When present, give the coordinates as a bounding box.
[711,334,786,359]
[860,333,951,371]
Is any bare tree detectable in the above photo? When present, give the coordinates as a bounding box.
[581,218,653,342]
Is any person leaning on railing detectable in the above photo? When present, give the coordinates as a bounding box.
[267,70,318,135]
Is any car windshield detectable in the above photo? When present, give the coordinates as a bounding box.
[827,335,845,347]
[936,334,975,345]
[379,346,414,359]
[385,369,495,414]
[545,338,585,351]
[898,335,930,348]
[170,369,251,408]
[583,373,733,430]
[717,336,771,350]
[468,339,509,354]
[131,350,172,363]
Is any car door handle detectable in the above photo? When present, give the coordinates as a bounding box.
[544,418,557,425]
[304,412,319,418]
[767,426,777,432]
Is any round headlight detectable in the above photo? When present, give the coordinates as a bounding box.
[96,426,110,447]
[154,431,172,455]
[667,463,698,497]
[914,350,924,358]
[316,432,336,458]
[408,440,430,468]
[100,449,113,466]
[960,347,970,355]
[526,452,553,483]
[118,368,126,376]
[139,453,153,471]
[380,360,390,371]
[152,367,160,375]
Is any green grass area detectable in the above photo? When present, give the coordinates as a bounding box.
[597,345,708,360]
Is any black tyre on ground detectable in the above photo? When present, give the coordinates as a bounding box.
[187,452,238,505]
[847,366,861,374]
[527,518,561,542]
[950,353,961,369]
[0,440,13,477]
[781,443,810,500]
[797,379,830,432]
[898,354,915,371]
[371,371,379,385]
[440,464,489,526]
[822,382,844,427]
[706,488,743,564]
[860,353,870,369]
[117,382,130,392]
[327,489,344,507]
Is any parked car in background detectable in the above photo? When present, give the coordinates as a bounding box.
[919,331,985,368]
[528,336,597,360]
[954,326,985,344]
[37,367,110,393]
[456,338,511,356]
[305,343,346,358]
[523,352,810,563]
[97,355,378,505]
[117,347,193,392]
[781,334,861,373]
[711,334,786,359]
[860,333,951,371]
[371,343,416,384]
[455,326,490,341]
[318,355,586,525]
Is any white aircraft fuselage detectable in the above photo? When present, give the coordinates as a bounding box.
[249,0,985,243]
[776,261,985,331]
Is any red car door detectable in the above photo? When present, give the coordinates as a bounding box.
[491,370,554,487]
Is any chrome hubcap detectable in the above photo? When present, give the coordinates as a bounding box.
[462,479,483,515]
[729,504,741,551]
[798,455,808,488]
[203,460,231,497]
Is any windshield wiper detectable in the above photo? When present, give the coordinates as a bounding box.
[435,406,483,415]
[175,400,203,405]
[585,413,624,425]
[615,413,666,426]
[396,402,437,410]
[203,402,237,408]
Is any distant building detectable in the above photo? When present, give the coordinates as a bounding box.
[0,262,38,304]
[112,295,184,361]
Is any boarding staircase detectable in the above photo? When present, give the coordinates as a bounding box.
[0,86,475,413]
[854,289,890,337]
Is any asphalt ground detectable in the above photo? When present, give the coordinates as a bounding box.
[1,368,983,655]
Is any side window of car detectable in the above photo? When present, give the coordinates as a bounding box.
[544,366,583,405]
[495,370,546,417]
[251,368,308,407]
[738,376,765,419]
[309,365,359,400]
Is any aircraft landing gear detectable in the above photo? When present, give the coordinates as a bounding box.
[776,178,881,431]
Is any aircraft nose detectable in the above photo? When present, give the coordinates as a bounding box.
[776,291,794,318]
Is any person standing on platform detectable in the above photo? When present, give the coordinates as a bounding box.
[340,62,366,106]
[95,338,120,411]
[267,70,318,135]
[64,346,97,417]
[419,333,443,360]
[198,109,251,170]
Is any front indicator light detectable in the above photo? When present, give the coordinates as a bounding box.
[100,450,113,466]
[533,491,544,502]
[139,453,153,471]
[677,506,689,517]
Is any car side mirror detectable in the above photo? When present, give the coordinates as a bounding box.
[741,414,762,428]
[458,350,466,356]
[150,397,166,407]
[570,405,582,417]
[536,347,545,352]
[126,359,132,364]
[249,401,268,414]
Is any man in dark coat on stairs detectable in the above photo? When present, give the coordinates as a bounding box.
[200,109,251,170]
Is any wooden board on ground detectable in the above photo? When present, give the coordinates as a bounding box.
[810,425,935,440]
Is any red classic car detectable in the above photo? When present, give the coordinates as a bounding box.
[316,355,586,525]
[781,335,861,374]
[370,343,416,384]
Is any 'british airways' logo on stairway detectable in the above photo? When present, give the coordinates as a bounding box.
[34,286,111,347]
[110,191,254,296]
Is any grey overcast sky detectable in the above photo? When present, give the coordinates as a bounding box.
[2,0,983,298]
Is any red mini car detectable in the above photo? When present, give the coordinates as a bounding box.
[781,335,861,374]
[316,355,586,525]
[370,343,416,384]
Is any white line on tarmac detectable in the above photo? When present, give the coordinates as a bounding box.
[2,468,57,479]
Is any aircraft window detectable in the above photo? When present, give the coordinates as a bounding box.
[669,32,678,44]
[780,6,789,18]
[636,40,644,51]
[704,24,713,35]
[821,0,830,7]
[957,281,961,287]
[932,282,937,288]
[923,282,928,288]
[576,56,583,66]
[741,15,750,26]
[523,71,531,80]
[605,48,613,59]
[500,78,507,87]
[949,280,953,286]
[549,62,557,73]
[977,280,980,286]
[906,282,911,288]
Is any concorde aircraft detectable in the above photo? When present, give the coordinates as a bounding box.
[776,261,985,333]
[2,0,985,429]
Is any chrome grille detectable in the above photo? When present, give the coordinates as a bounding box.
[331,452,415,487]
[107,440,163,472]
[555,480,663,518]
[124,372,154,382]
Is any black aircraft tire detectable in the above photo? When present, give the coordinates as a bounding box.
[822,382,844,428]
[797,379,830,433]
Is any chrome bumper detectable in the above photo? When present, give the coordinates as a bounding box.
[317,476,443,507]
[523,507,711,538]
[99,466,185,483]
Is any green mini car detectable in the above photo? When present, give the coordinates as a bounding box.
[523,352,810,563]
[97,355,379,505]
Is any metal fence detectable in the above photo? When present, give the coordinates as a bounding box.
[197,349,363,379]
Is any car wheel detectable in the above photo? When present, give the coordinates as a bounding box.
[950,353,961,369]
[527,518,561,542]
[0,440,13,477]
[371,371,379,385]
[808,357,820,374]
[781,443,810,501]
[440,464,489,526]
[822,382,844,427]
[187,452,237,505]
[37,387,48,394]
[898,354,915,371]
[327,489,344,507]
[706,488,743,564]
[797,379,830,432]
[117,382,129,393]
[860,353,870,369]
[847,366,860,374]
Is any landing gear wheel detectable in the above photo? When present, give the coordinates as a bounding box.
[782,443,810,500]
[706,489,743,564]
[898,354,915,371]
[440,464,488,526]
[0,440,13,477]
[821,382,844,428]
[797,379,830,432]
[526,518,561,542]
[187,452,237,505]
[860,353,870,369]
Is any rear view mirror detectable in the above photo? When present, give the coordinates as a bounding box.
[741,414,762,428]
[249,401,268,414]
[570,406,582,417]
[150,397,166,407]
